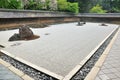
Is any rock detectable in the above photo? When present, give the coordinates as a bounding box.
[19,25,33,39]
[77,21,86,26]
[8,25,39,41]
[77,21,81,26]
[100,23,108,26]
[8,33,20,41]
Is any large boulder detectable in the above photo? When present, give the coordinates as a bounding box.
[8,25,38,41]
[19,25,33,39]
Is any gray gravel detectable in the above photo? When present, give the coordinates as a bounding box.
[0,54,57,80]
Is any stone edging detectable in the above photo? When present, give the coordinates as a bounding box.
[0,9,74,18]
[62,27,119,80]
[85,27,120,80]
[0,58,34,80]
[0,50,63,80]
[0,9,120,18]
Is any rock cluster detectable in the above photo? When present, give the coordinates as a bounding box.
[9,25,39,41]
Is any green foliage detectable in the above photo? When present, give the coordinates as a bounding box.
[57,0,79,13]
[112,7,120,13]
[111,0,120,12]
[57,0,68,11]
[0,0,79,13]
[24,0,51,10]
[90,4,106,13]
[24,0,43,10]
[0,0,9,8]
[67,2,79,13]
[8,0,23,9]
[0,0,23,9]
[46,0,50,10]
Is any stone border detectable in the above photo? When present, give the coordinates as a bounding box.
[0,9,120,18]
[62,27,119,80]
[85,27,120,80]
[77,13,120,18]
[0,9,74,18]
[0,58,34,80]
[0,50,63,80]
[71,27,119,80]
[70,27,119,80]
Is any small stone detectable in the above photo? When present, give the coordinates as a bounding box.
[77,21,86,26]
[100,23,108,26]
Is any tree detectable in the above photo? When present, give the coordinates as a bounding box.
[90,4,106,13]
[73,0,90,12]
[112,0,120,12]
[57,0,79,13]
[57,0,68,11]
[100,0,120,12]
[67,2,79,13]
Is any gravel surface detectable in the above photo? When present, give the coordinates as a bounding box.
[1,23,117,76]
[71,27,119,80]
[0,23,119,80]
[0,54,57,80]
[0,28,118,80]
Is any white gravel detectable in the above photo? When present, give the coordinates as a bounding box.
[0,22,118,77]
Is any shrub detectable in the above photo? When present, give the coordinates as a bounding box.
[24,0,51,10]
[46,0,50,10]
[67,2,79,13]
[8,0,23,9]
[90,4,106,13]
[57,0,79,13]
[57,0,68,11]
[111,7,120,13]
[24,0,43,10]
[0,0,23,9]
[0,0,9,8]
